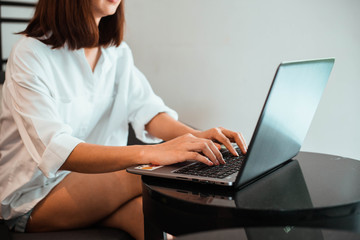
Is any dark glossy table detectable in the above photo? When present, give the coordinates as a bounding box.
[142,152,360,240]
[176,227,360,240]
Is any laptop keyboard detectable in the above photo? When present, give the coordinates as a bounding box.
[174,147,245,179]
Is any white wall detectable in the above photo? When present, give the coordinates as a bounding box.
[0,0,37,113]
[1,0,359,160]
[124,0,360,160]
[0,0,36,50]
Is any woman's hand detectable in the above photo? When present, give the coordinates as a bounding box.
[143,133,223,166]
[193,127,247,156]
[143,127,247,167]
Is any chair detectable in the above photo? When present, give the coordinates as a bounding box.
[0,1,138,239]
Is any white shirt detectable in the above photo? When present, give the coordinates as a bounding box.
[0,36,177,220]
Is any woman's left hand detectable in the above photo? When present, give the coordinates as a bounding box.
[192,127,247,157]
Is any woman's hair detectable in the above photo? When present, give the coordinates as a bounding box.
[20,0,125,50]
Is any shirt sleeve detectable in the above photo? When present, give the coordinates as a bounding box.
[127,66,178,143]
[4,41,83,178]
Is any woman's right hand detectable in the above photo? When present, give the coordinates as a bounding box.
[142,133,224,166]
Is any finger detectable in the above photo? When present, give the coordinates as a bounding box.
[220,128,248,155]
[214,142,222,150]
[193,141,220,165]
[203,140,225,165]
[187,152,214,166]
[235,132,247,154]
[213,130,239,157]
[207,140,225,164]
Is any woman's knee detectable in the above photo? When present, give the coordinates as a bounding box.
[112,170,142,197]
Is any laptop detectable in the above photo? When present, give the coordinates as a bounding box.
[127,58,335,189]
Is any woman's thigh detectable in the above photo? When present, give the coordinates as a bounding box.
[26,170,142,232]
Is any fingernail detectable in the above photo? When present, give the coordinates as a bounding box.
[234,150,239,157]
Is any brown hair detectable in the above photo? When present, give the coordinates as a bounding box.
[20,0,125,50]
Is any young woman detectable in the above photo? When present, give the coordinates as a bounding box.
[0,0,247,239]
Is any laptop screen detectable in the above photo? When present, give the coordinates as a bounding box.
[236,59,334,188]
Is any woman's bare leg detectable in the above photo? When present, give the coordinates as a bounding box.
[26,170,144,239]
[100,196,144,239]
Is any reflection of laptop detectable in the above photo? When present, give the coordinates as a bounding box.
[245,226,324,240]
[127,58,335,189]
[178,227,324,240]
[145,159,324,239]
[146,159,313,210]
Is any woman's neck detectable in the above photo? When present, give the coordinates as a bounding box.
[84,47,101,72]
